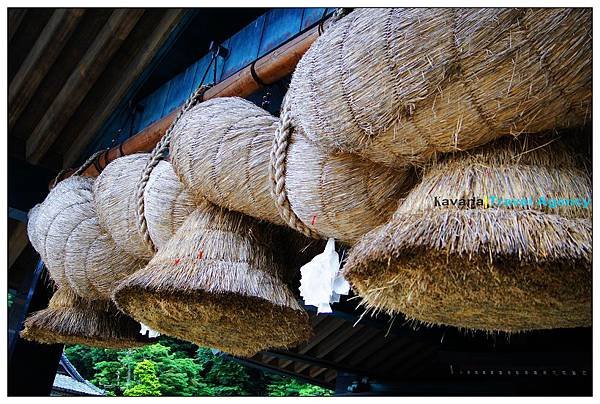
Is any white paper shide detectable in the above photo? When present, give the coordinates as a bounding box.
[299,238,350,314]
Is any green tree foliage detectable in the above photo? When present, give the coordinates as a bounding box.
[64,337,332,397]
[268,376,333,397]
[123,360,161,396]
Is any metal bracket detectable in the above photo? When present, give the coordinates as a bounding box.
[209,41,229,59]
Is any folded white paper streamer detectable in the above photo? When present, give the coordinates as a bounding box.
[140,323,160,338]
[299,238,350,314]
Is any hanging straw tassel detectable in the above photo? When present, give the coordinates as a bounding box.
[24,174,150,347]
[286,8,591,168]
[344,135,592,332]
[21,285,148,348]
[170,96,413,244]
[113,202,312,357]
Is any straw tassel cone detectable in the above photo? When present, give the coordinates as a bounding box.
[113,202,312,357]
[344,135,592,332]
[21,286,148,348]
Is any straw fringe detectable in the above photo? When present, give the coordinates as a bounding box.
[113,205,312,357]
[344,136,592,331]
[21,286,148,348]
[287,8,591,168]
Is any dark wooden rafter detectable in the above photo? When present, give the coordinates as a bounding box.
[62,9,185,167]
[9,221,29,269]
[25,9,144,164]
[9,9,85,130]
[8,9,27,43]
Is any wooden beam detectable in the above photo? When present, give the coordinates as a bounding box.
[62,9,185,167]
[9,221,29,269]
[64,15,329,177]
[26,9,144,164]
[8,9,27,43]
[298,318,346,355]
[9,9,85,131]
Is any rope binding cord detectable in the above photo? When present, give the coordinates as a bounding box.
[50,148,109,190]
[269,101,321,240]
[269,8,353,239]
[136,84,212,253]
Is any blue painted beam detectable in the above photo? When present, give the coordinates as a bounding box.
[221,15,265,80]
[258,8,304,57]
[9,207,28,224]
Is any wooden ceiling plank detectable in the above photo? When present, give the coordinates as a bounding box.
[9,9,85,131]
[298,317,346,355]
[8,9,27,42]
[62,9,185,168]
[313,324,365,359]
[9,221,29,269]
[328,328,381,364]
[323,369,338,384]
[25,9,144,164]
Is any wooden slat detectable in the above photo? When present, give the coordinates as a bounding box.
[9,221,29,269]
[25,9,144,164]
[298,317,346,354]
[66,16,327,177]
[162,62,198,116]
[323,369,338,383]
[300,8,328,30]
[8,9,27,42]
[312,323,365,359]
[346,335,392,368]
[328,328,381,364]
[9,9,85,130]
[62,9,184,167]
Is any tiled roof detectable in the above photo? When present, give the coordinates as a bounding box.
[53,374,105,396]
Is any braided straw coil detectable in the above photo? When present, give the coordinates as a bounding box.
[344,135,592,332]
[94,154,196,257]
[27,204,44,261]
[170,96,412,244]
[144,160,197,250]
[64,215,146,300]
[286,8,591,168]
[94,154,155,259]
[113,202,312,357]
[21,285,148,348]
[27,176,96,287]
